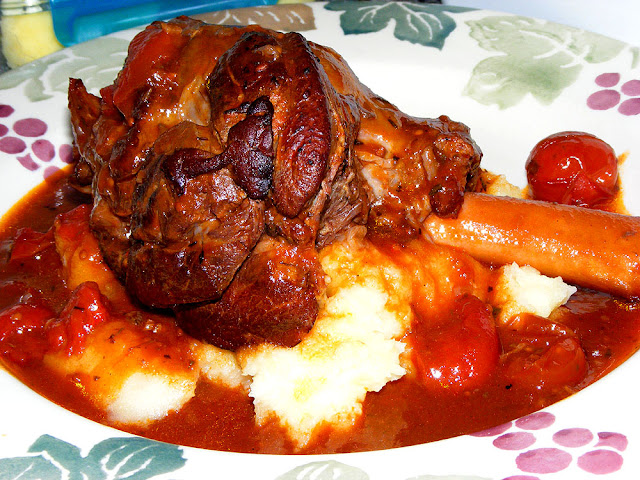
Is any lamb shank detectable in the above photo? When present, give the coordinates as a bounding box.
[68,17,482,350]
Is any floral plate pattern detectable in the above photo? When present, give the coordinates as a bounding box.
[1,2,639,479]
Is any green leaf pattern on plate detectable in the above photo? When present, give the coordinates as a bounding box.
[276,460,369,480]
[50,38,129,95]
[463,15,627,109]
[0,52,66,102]
[0,435,186,480]
[194,4,316,32]
[0,37,129,102]
[324,1,473,49]
[0,454,63,480]
[631,46,640,69]
[0,438,490,479]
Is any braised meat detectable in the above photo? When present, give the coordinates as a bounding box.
[68,17,482,350]
[127,120,267,307]
[312,43,483,232]
[175,236,324,350]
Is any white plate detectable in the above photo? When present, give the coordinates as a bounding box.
[1,2,639,479]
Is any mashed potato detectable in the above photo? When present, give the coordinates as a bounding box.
[193,341,249,390]
[43,309,249,427]
[236,233,413,448]
[105,372,196,425]
[44,317,199,426]
[481,170,528,199]
[493,262,577,326]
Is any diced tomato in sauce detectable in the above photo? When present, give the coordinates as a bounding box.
[0,302,54,364]
[500,314,588,390]
[45,282,110,356]
[410,294,500,392]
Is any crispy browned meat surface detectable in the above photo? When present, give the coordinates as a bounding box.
[68,17,482,349]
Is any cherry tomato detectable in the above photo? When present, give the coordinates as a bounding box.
[411,294,500,393]
[501,314,588,390]
[526,131,618,208]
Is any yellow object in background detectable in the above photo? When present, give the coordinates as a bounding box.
[1,2,63,68]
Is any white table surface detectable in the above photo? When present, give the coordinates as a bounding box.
[443,0,640,47]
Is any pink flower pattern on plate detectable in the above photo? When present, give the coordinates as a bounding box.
[472,411,628,479]
[587,73,640,115]
[0,103,73,178]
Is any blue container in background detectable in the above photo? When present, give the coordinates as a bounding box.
[50,0,278,46]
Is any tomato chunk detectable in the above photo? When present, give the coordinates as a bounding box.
[46,282,112,356]
[411,294,500,392]
[0,301,55,364]
[9,228,55,262]
[500,314,588,390]
[526,131,618,208]
[53,204,128,304]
